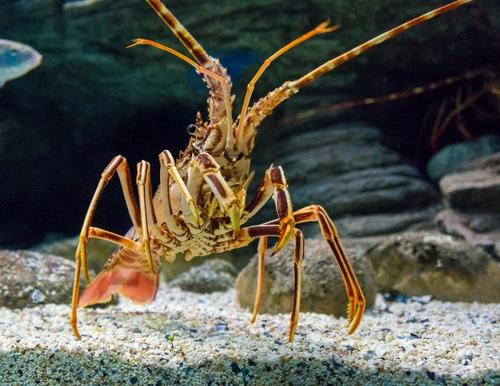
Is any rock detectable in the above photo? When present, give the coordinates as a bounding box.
[426,135,500,182]
[363,232,500,302]
[0,250,75,308]
[468,152,500,172]
[34,236,116,274]
[169,259,238,293]
[291,164,439,216]
[235,238,376,317]
[264,126,400,182]
[439,169,500,212]
[336,205,441,238]
[434,152,500,258]
[436,210,500,258]
[253,124,441,237]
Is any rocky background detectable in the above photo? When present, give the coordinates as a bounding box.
[0,0,498,246]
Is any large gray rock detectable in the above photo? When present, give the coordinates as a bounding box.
[236,238,376,318]
[292,164,438,216]
[364,232,500,302]
[427,135,500,182]
[336,205,441,238]
[0,250,75,308]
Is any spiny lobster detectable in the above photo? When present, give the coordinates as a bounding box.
[71,0,471,341]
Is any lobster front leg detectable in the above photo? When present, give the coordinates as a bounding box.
[159,150,201,229]
[242,166,297,328]
[136,161,162,274]
[264,205,365,334]
[292,205,365,334]
[187,152,241,233]
[243,165,295,253]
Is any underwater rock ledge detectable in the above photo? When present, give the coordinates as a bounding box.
[0,286,498,385]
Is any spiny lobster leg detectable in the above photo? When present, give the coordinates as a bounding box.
[290,228,304,342]
[243,166,297,323]
[243,166,295,254]
[240,225,304,342]
[188,152,241,233]
[71,155,142,340]
[70,229,141,340]
[141,161,164,241]
[243,166,302,323]
[159,150,201,228]
[235,20,339,149]
[158,152,191,240]
[136,161,159,274]
[75,155,140,283]
[250,236,268,324]
[241,0,471,145]
[88,227,141,251]
[266,205,365,334]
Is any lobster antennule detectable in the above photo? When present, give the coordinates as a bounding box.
[78,247,159,308]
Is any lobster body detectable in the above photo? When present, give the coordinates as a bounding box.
[71,0,471,342]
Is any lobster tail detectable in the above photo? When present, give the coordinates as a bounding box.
[78,247,159,308]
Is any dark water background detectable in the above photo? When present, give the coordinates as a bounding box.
[0,0,498,248]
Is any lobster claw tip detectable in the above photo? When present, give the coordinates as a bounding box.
[271,222,294,255]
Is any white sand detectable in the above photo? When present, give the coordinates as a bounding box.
[0,286,498,385]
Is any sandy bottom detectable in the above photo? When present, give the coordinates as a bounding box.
[0,286,498,385]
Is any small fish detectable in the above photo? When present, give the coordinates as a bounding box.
[0,39,42,88]
[63,0,103,10]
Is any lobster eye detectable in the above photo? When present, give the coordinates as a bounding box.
[186,124,197,135]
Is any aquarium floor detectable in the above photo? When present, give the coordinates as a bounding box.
[0,286,498,386]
